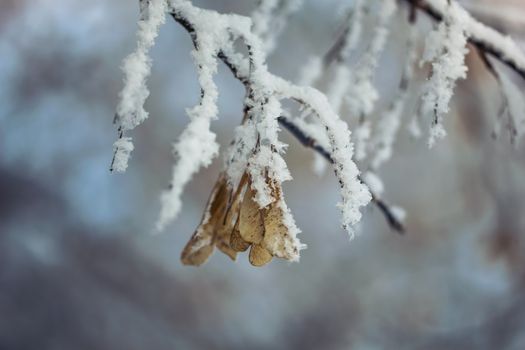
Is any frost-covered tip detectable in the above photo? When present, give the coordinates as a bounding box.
[369,23,417,167]
[339,0,365,61]
[112,137,134,173]
[420,1,469,147]
[274,79,372,235]
[112,0,167,173]
[321,115,371,234]
[251,0,303,54]
[156,119,220,232]
[327,65,351,113]
[370,23,416,166]
[353,121,372,161]
[370,99,403,169]
[154,3,230,231]
[363,171,384,196]
[298,56,323,87]
[344,0,395,119]
[116,0,167,131]
[390,205,407,224]
[251,0,280,39]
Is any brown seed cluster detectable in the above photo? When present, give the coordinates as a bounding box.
[181,172,299,267]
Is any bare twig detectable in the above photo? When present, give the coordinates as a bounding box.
[323,11,354,66]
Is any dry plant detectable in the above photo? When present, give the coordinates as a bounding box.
[110,0,525,266]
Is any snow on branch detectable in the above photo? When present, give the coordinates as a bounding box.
[345,0,396,119]
[165,0,370,264]
[277,116,405,234]
[420,1,469,147]
[369,25,418,170]
[273,78,372,234]
[251,0,303,55]
[112,0,168,172]
[347,0,397,161]
[325,0,366,113]
[111,0,525,266]
[405,0,525,146]
[323,0,366,66]
[298,0,398,168]
[157,0,244,232]
[406,0,525,81]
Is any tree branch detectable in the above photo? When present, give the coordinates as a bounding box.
[403,0,525,81]
[277,116,405,234]
[170,7,404,234]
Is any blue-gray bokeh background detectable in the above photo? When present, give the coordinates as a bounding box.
[2,0,525,349]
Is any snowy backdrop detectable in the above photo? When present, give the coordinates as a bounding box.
[2,0,525,349]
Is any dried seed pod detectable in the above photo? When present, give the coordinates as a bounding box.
[214,196,237,261]
[249,243,273,267]
[262,202,288,257]
[214,173,248,259]
[181,176,229,266]
[239,182,265,244]
[181,241,214,266]
[262,179,299,260]
[181,171,301,266]
[230,219,251,252]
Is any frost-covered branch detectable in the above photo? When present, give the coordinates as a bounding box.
[404,0,525,81]
[111,0,525,267]
[369,24,418,170]
[297,0,389,173]
[112,0,168,172]
[278,116,405,233]
[162,0,371,264]
[171,3,371,223]
[405,0,525,147]
[346,0,396,160]
[323,0,366,66]
[251,0,303,55]
[419,1,469,147]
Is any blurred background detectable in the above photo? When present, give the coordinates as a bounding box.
[2,0,525,349]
